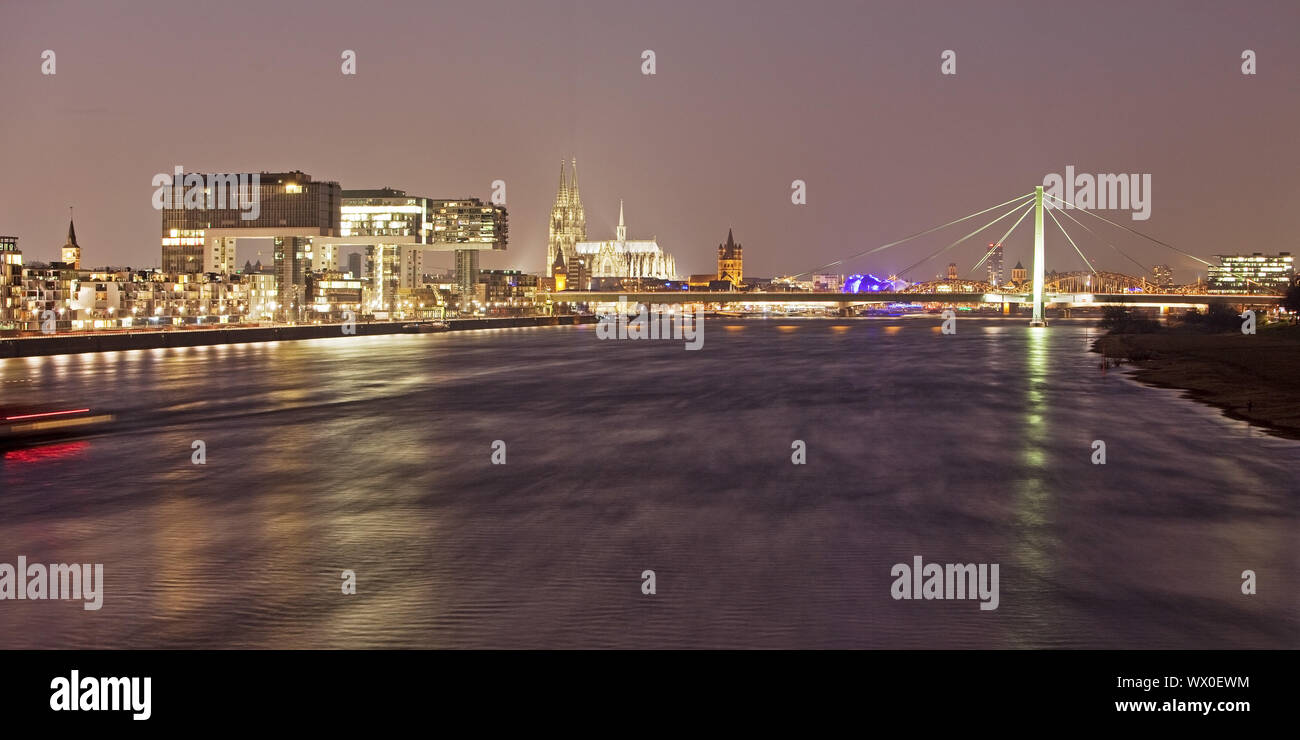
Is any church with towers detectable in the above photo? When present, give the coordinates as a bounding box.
[547,158,587,286]
[547,158,677,289]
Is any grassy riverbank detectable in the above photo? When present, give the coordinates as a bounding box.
[1094,323,1300,440]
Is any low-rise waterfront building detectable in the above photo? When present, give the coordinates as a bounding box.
[307,271,363,321]
[476,269,538,315]
[1208,253,1294,294]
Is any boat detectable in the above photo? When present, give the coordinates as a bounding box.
[401,322,451,333]
[0,406,115,448]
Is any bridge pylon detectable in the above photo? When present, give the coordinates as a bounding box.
[1029,185,1047,327]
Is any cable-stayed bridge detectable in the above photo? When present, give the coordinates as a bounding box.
[556,187,1284,322]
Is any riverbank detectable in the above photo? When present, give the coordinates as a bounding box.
[1094,325,1300,440]
[0,315,596,358]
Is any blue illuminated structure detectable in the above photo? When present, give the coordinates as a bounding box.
[842,274,894,293]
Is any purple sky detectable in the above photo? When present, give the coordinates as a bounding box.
[2,0,1297,283]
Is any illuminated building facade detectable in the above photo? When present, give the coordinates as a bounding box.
[307,271,363,320]
[161,171,341,235]
[0,236,21,326]
[1010,260,1027,286]
[432,198,506,296]
[19,264,78,331]
[160,170,341,320]
[717,229,743,288]
[813,274,843,292]
[340,189,507,311]
[1152,264,1173,289]
[475,269,538,315]
[986,243,1004,286]
[454,249,478,296]
[161,170,341,275]
[400,246,425,291]
[1208,253,1294,294]
[551,250,567,292]
[61,217,82,269]
[547,158,586,280]
[574,200,676,283]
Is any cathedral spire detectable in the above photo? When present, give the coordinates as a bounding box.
[67,207,78,247]
[569,158,580,202]
[557,161,568,202]
[616,199,627,242]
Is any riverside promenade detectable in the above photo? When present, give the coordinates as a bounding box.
[0,315,597,358]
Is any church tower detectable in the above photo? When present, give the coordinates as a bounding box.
[1011,260,1027,286]
[616,200,627,242]
[61,209,81,269]
[551,248,567,292]
[717,228,743,288]
[547,158,586,277]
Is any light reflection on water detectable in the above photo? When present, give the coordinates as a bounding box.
[0,320,1296,648]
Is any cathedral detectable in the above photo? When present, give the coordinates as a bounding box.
[575,200,676,282]
[547,158,586,282]
[547,158,677,288]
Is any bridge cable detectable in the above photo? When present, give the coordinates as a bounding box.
[785,192,1034,280]
[1045,205,1098,275]
[897,200,1037,279]
[970,201,1037,275]
[1041,192,1214,268]
[1041,191,1269,291]
[1046,202,1153,277]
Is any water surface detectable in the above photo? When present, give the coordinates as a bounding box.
[1,319,1296,648]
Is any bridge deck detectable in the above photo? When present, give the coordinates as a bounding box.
[550,291,1279,306]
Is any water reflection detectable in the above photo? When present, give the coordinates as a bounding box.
[0,321,1295,648]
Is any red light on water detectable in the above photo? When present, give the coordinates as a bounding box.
[2,440,89,463]
[3,408,91,421]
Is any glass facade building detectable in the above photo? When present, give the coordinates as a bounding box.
[1208,253,1294,294]
[340,190,507,248]
[340,189,507,312]
[161,171,341,276]
[161,171,341,234]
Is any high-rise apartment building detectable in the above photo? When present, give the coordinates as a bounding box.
[986,243,1004,286]
[1151,264,1174,289]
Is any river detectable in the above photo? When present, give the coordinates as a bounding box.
[1,318,1295,648]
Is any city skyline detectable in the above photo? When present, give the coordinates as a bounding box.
[2,0,1297,705]
[2,0,1297,281]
